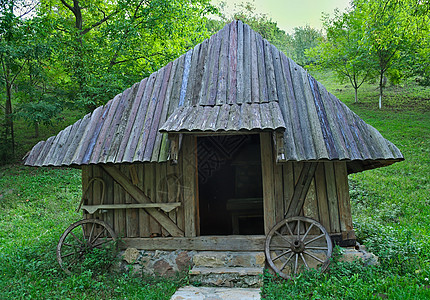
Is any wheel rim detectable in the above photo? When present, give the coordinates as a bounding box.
[265,216,333,280]
[57,219,117,274]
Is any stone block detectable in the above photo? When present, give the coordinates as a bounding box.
[193,252,227,267]
[123,248,140,264]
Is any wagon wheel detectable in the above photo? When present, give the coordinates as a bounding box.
[265,216,333,280]
[57,219,118,274]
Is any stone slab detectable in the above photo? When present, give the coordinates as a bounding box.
[189,267,263,276]
[170,286,261,300]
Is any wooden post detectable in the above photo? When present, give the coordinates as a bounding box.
[182,135,198,237]
[260,133,276,234]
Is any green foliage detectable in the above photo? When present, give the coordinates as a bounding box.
[306,8,374,103]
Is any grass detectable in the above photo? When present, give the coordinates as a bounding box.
[1,71,429,299]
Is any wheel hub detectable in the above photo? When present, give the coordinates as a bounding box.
[291,239,305,253]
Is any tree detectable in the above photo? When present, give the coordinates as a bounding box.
[306,9,373,103]
[355,0,421,108]
[0,0,42,158]
[41,0,216,111]
[290,25,322,67]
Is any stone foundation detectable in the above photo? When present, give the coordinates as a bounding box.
[117,245,378,286]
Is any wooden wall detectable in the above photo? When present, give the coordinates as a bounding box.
[81,135,198,238]
[82,134,353,243]
[260,133,353,238]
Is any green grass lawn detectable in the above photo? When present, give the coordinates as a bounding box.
[1,73,429,299]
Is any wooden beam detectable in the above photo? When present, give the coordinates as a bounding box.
[120,234,328,251]
[102,165,184,237]
[121,235,266,251]
[286,162,318,218]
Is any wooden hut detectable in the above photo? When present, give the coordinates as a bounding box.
[24,21,403,277]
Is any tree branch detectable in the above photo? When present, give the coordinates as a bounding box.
[80,10,118,35]
[60,0,75,14]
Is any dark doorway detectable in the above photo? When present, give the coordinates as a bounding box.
[198,134,264,235]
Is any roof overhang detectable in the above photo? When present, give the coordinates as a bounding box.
[159,102,286,134]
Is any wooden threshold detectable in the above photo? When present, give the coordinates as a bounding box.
[120,233,353,251]
[121,235,266,251]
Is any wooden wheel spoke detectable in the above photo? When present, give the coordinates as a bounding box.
[300,253,309,270]
[301,223,314,242]
[88,222,96,243]
[296,220,301,240]
[70,232,83,245]
[280,252,294,271]
[273,249,292,261]
[61,252,76,259]
[304,233,325,246]
[92,238,112,248]
[303,250,324,263]
[285,222,294,236]
[90,228,105,245]
[294,253,298,274]
[274,231,293,247]
[306,246,328,250]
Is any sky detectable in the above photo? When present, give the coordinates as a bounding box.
[212,0,351,33]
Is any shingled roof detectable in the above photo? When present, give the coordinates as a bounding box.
[24,20,403,173]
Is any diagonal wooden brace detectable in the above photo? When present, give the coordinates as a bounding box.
[102,165,184,237]
[285,162,319,218]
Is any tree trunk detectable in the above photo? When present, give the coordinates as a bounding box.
[5,80,15,156]
[379,72,384,109]
[354,87,358,103]
[34,122,39,138]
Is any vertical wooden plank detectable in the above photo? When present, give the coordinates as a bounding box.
[182,135,197,237]
[166,162,178,226]
[102,166,114,229]
[173,160,185,232]
[243,23,252,103]
[273,162,284,223]
[139,163,150,237]
[334,162,353,232]
[123,165,138,237]
[260,133,276,234]
[148,164,162,236]
[282,162,294,217]
[92,165,102,220]
[291,162,303,216]
[157,163,169,237]
[236,21,244,104]
[113,165,126,237]
[315,163,330,232]
[250,30,259,103]
[303,178,318,221]
[82,166,92,234]
[227,20,237,104]
[324,162,341,233]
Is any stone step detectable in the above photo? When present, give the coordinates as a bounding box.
[192,251,265,268]
[170,286,261,300]
[189,267,263,288]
